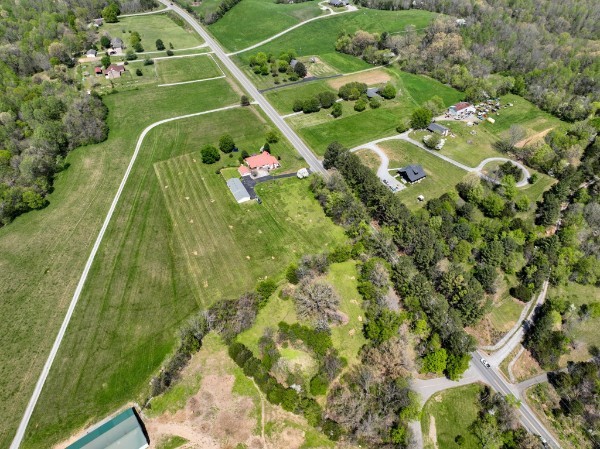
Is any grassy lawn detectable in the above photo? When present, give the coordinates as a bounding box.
[266,67,462,116]
[421,384,483,449]
[325,261,367,367]
[236,9,437,71]
[237,295,298,355]
[392,69,463,107]
[209,0,324,52]
[102,13,203,50]
[0,79,241,449]
[156,435,189,449]
[372,140,469,208]
[550,283,600,362]
[19,103,343,447]
[265,80,338,115]
[156,54,223,84]
[489,297,525,333]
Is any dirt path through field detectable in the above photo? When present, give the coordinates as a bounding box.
[428,414,439,449]
[515,128,552,148]
[252,378,268,449]
[328,69,391,89]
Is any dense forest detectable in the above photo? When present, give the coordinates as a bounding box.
[347,0,600,122]
[0,0,156,225]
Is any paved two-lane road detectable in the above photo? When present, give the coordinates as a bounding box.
[158,0,327,177]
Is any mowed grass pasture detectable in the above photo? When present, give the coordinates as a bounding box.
[235,9,437,73]
[209,0,325,52]
[276,68,462,155]
[421,384,483,449]
[156,54,223,84]
[102,13,203,50]
[0,79,240,449]
[22,106,345,448]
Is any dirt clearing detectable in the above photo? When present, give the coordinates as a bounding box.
[515,128,553,148]
[428,414,439,449]
[512,349,545,382]
[328,69,391,89]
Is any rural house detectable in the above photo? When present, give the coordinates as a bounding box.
[399,165,426,183]
[226,178,251,203]
[427,123,450,136]
[448,102,476,116]
[111,37,124,50]
[106,64,125,79]
[366,87,380,98]
[329,0,349,5]
[86,49,97,58]
[244,151,280,171]
[93,18,104,26]
[66,408,149,449]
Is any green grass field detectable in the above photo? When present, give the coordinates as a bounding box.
[325,261,367,367]
[265,80,339,114]
[421,384,483,449]
[393,69,464,107]
[0,79,242,449]
[374,140,469,208]
[156,54,223,84]
[21,105,345,448]
[209,0,324,52]
[102,13,203,50]
[236,9,437,72]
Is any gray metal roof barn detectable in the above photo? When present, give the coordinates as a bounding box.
[66,408,148,449]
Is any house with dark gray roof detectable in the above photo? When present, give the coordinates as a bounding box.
[427,122,449,136]
[111,37,123,49]
[329,0,349,5]
[226,178,251,203]
[399,165,426,183]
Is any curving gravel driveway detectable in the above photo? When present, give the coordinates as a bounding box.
[350,132,531,187]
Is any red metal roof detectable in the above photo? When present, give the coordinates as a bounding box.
[244,151,279,169]
[452,102,472,111]
[238,165,251,175]
[106,64,125,73]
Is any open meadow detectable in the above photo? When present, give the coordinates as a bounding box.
[208,0,325,52]
[155,54,223,84]
[235,9,437,73]
[277,68,462,155]
[0,78,244,449]
[22,104,346,448]
[102,13,203,50]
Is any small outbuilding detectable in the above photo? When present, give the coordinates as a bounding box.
[94,66,103,75]
[366,87,380,98]
[86,49,98,58]
[427,123,449,136]
[289,59,298,69]
[227,178,251,203]
[66,408,148,449]
[398,165,426,183]
[94,18,104,26]
[111,37,124,49]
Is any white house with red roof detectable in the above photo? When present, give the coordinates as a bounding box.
[244,151,280,171]
[238,165,251,177]
[448,101,476,116]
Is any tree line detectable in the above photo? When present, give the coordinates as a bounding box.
[338,0,599,122]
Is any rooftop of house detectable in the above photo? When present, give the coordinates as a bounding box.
[245,151,279,169]
[238,165,251,176]
[106,64,125,72]
[399,164,426,182]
